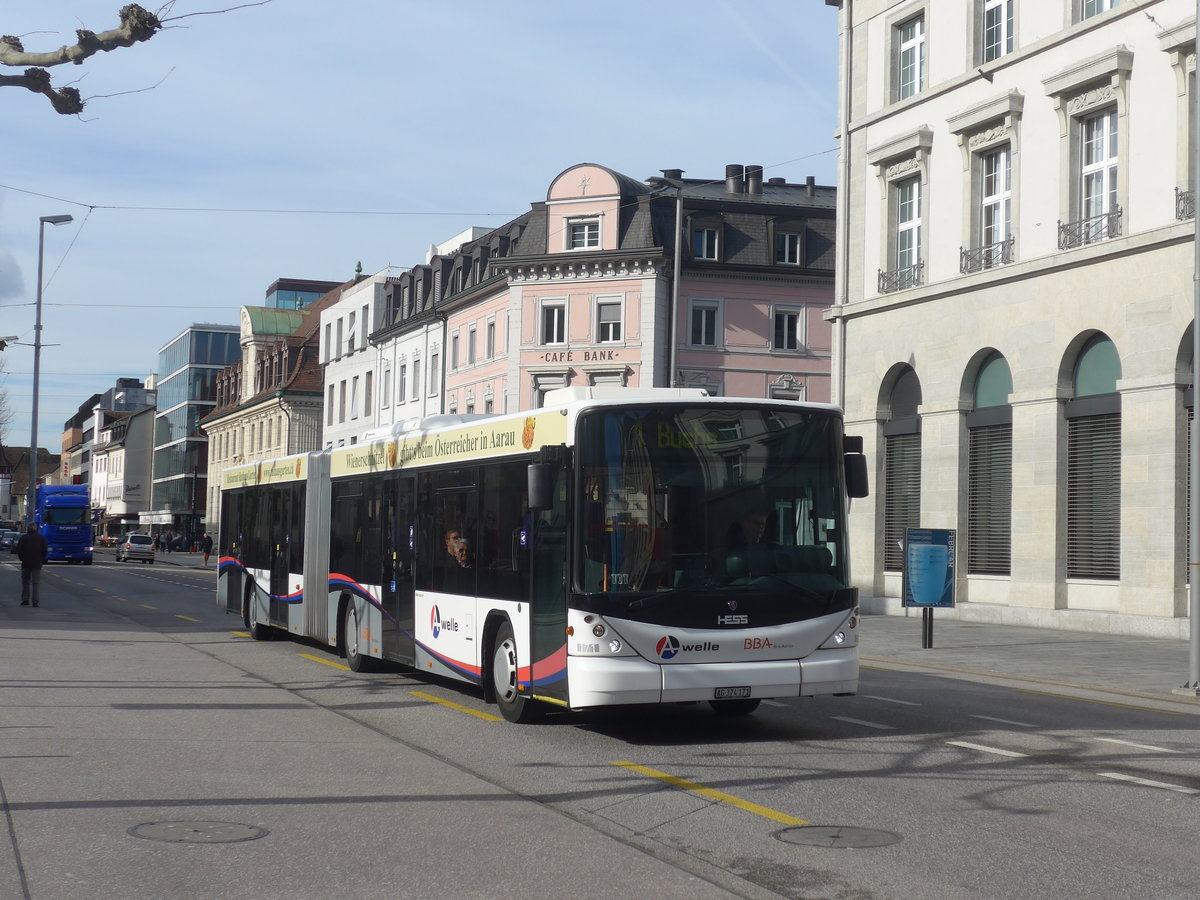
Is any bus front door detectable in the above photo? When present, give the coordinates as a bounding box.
[530,466,569,706]
[381,475,416,665]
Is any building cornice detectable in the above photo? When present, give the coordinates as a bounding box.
[496,251,667,283]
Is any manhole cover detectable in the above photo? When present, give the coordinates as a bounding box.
[776,825,901,849]
[128,821,268,844]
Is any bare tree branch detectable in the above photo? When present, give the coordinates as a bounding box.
[1,2,272,115]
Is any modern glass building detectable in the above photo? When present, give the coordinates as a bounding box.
[264,277,343,311]
[149,324,240,538]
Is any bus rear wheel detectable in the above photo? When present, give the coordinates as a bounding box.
[491,621,543,724]
[342,601,374,672]
[244,589,272,641]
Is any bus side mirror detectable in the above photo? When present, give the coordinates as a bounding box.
[528,463,554,511]
[845,452,869,499]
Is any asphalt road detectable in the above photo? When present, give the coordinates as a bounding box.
[3,555,1199,899]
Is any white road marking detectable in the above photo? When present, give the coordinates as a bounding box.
[971,714,1037,728]
[1098,772,1200,794]
[863,695,920,706]
[947,740,1029,758]
[1093,737,1181,754]
[832,716,894,730]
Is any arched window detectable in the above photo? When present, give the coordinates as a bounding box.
[883,366,922,571]
[967,353,1012,575]
[1066,335,1121,579]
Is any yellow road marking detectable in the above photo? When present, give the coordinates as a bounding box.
[175,614,201,623]
[299,653,350,671]
[231,630,250,638]
[140,604,157,610]
[613,761,811,826]
[411,690,503,722]
[94,588,106,594]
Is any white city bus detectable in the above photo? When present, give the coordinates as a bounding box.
[217,387,868,722]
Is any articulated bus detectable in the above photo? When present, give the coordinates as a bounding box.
[217,387,869,722]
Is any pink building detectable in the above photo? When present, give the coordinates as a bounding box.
[374,162,835,418]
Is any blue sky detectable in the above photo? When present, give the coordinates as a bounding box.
[0,0,840,451]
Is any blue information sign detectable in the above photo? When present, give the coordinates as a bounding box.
[902,528,956,608]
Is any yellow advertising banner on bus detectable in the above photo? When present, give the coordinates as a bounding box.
[221,455,308,490]
[330,411,568,478]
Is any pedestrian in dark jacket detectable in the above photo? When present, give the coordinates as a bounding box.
[201,533,213,566]
[17,525,49,607]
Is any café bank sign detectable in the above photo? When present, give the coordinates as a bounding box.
[538,349,623,363]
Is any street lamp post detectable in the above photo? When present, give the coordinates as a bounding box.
[645,172,684,389]
[25,214,73,526]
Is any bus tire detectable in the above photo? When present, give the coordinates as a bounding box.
[491,621,543,724]
[709,698,761,717]
[244,588,272,641]
[342,601,374,672]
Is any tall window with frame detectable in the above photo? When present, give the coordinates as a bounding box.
[596,300,622,343]
[982,0,1013,63]
[894,176,923,287]
[966,355,1012,575]
[541,302,566,345]
[1081,0,1119,20]
[1081,109,1118,243]
[772,308,803,351]
[980,145,1012,266]
[397,363,406,404]
[689,301,719,347]
[468,327,477,365]
[486,320,496,358]
[897,14,925,101]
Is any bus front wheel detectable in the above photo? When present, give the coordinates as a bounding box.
[491,621,543,724]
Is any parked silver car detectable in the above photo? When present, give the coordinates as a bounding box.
[117,533,155,564]
[0,530,19,552]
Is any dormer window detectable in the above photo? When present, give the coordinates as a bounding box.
[567,218,600,250]
[692,227,719,260]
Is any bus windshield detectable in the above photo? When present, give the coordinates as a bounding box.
[576,405,849,597]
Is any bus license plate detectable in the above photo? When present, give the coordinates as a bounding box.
[714,686,751,700]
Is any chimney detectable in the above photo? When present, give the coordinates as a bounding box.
[660,168,684,180]
[746,165,763,195]
[805,175,816,197]
[767,177,786,186]
[725,164,745,194]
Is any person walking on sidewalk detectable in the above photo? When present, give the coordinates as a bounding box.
[17,524,49,607]
[201,532,213,566]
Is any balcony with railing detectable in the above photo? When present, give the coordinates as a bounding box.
[1177,187,1194,220]
[1057,208,1122,250]
[959,237,1013,274]
[878,261,924,293]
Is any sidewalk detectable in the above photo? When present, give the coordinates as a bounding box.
[859,611,1200,708]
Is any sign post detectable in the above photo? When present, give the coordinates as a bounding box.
[902,528,956,648]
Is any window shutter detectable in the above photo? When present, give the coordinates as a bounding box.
[967,423,1012,574]
[884,432,921,571]
[1066,413,1120,579]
